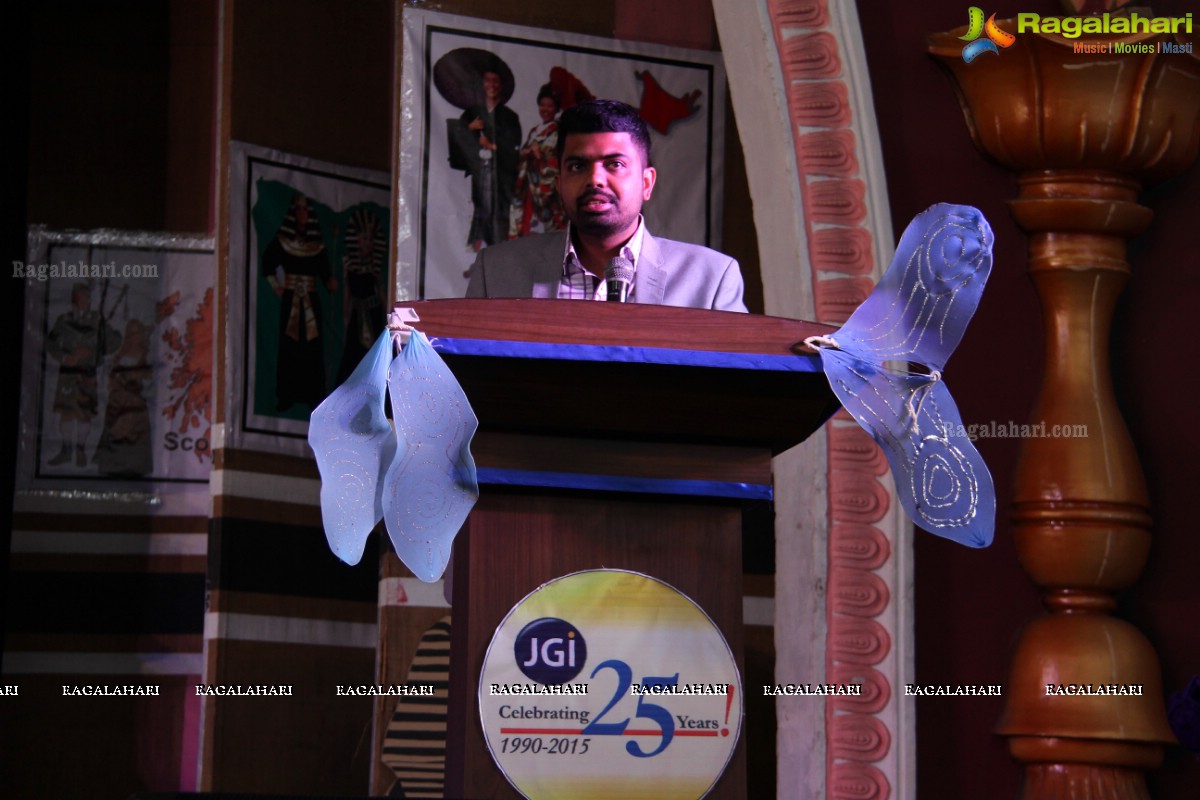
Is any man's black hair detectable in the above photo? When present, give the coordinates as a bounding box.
[555,99,651,164]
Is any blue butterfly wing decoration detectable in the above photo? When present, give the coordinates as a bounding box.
[308,330,398,566]
[380,332,479,583]
[810,203,996,547]
[308,329,479,580]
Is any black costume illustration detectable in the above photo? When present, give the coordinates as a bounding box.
[45,282,122,468]
[263,193,336,411]
[337,207,388,383]
[93,317,154,477]
[454,101,521,248]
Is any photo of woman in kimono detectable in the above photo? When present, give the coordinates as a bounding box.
[508,83,565,239]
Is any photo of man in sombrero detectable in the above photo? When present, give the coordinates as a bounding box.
[436,48,523,252]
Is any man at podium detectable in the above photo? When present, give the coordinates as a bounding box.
[465,99,747,312]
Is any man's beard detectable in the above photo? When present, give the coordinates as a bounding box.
[570,191,635,237]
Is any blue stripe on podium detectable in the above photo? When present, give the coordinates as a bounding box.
[432,337,821,372]
[475,467,773,500]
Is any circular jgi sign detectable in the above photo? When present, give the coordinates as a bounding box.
[478,569,742,799]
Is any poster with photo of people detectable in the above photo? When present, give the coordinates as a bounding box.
[398,8,727,301]
[226,142,391,451]
[15,229,215,490]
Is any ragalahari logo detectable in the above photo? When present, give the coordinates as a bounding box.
[960,7,1017,62]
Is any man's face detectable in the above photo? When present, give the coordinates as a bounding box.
[293,197,309,229]
[558,131,656,241]
[482,71,502,104]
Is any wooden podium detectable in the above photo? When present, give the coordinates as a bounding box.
[393,299,838,800]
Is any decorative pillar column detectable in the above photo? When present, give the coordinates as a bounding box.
[929,17,1200,799]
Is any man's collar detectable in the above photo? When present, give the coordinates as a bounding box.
[562,216,647,276]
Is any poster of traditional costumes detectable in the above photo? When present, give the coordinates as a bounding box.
[226,141,390,452]
[15,229,215,491]
[398,8,727,301]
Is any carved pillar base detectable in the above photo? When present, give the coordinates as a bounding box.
[929,17,1200,799]
[1019,761,1155,800]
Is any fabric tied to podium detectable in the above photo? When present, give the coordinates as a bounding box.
[382,331,479,581]
[309,329,479,581]
[805,203,996,548]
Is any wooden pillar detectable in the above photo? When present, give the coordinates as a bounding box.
[929,18,1200,799]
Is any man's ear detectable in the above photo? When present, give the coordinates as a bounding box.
[642,167,657,201]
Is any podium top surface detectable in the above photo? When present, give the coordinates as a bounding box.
[397,299,841,453]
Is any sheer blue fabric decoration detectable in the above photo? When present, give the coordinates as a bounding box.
[309,329,479,580]
[309,330,397,566]
[380,331,480,582]
[807,203,996,547]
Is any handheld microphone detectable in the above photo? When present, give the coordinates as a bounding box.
[605,255,634,303]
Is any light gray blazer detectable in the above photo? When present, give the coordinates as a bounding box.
[465,228,748,313]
